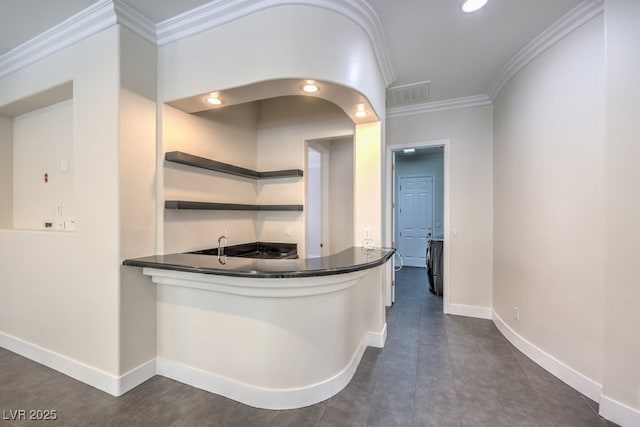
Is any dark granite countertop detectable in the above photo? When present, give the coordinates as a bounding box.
[123,246,395,279]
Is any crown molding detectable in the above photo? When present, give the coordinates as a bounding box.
[0,0,117,79]
[0,0,395,87]
[155,0,396,86]
[386,94,492,119]
[487,0,604,101]
[114,0,157,45]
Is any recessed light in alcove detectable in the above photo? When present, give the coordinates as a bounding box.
[167,79,379,124]
[301,81,319,93]
[354,104,367,118]
[461,0,488,13]
[205,93,222,105]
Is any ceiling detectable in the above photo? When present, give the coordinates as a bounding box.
[0,0,584,105]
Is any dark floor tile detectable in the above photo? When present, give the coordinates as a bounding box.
[268,402,326,427]
[317,405,368,427]
[455,385,501,415]
[167,393,243,427]
[384,332,420,356]
[326,377,372,414]
[414,381,460,418]
[365,400,415,427]
[416,362,453,387]
[412,407,461,427]
[496,378,540,406]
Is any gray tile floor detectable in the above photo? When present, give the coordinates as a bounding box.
[0,267,617,426]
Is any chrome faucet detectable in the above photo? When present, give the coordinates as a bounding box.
[217,235,228,256]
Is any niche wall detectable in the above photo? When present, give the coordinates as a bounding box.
[0,82,74,231]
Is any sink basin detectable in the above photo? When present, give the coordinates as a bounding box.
[188,242,298,259]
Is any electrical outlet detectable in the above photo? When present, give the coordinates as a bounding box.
[284,226,292,237]
[364,227,371,239]
[513,306,520,321]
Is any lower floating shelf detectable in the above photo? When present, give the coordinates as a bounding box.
[165,201,304,212]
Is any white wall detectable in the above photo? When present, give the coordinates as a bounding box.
[329,137,354,254]
[386,106,493,309]
[493,15,605,385]
[0,116,12,228]
[162,102,259,254]
[118,27,158,376]
[603,0,640,421]
[13,99,74,231]
[256,96,354,257]
[119,88,157,375]
[354,121,383,247]
[0,27,121,376]
[395,152,444,238]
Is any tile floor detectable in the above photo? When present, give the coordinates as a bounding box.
[0,267,617,426]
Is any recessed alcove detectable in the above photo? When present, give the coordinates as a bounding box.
[0,82,74,231]
[162,85,359,257]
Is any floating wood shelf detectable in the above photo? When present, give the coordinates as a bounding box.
[165,201,304,212]
[165,151,303,179]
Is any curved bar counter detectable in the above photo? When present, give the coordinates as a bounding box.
[123,247,394,409]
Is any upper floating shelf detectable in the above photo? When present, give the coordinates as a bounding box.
[165,201,303,211]
[165,151,304,179]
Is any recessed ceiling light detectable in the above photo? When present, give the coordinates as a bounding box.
[302,82,319,93]
[461,0,488,13]
[403,148,416,154]
[205,93,222,105]
[355,104,367,118]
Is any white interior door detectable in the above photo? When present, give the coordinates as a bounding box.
[397,176,434,267]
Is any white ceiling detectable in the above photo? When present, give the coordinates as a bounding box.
[0,0,584,104]
[368,0,582,102]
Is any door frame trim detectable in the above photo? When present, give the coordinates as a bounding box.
[385,139,451,314]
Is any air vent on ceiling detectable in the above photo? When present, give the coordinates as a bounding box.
[386,81,431,107]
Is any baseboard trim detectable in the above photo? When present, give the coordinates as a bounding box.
[0,331,155,397]
[599,394,640,427]
[157,331,374,410]
[366,323,387,348]
[492,311,602,403]
[119,359,157,395]
[447,303,493,320]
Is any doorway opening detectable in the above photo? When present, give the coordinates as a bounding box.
[306,145,325,258]
[385,140,450,312]
[306,137,354,258]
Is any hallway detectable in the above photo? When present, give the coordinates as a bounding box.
[0,267,615,426]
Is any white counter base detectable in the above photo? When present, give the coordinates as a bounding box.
[157,324,386,410]
[142,264,388,409]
